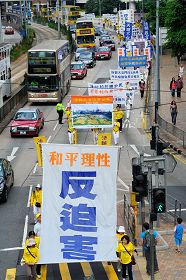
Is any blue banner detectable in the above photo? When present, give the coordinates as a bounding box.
[119,55,147,68]
[142,21,150,40]
[124,22,132,41]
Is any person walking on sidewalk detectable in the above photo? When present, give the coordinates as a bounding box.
[170,100,178,125]
[179,64,184,78]
[176,76,183,98]
[139,79,145,98]
[174,217,184,253]
[114,105,124,132]
[170,77,176,97]
[140,222,159,276]
[56,101,65,124]
[117,235,138,280]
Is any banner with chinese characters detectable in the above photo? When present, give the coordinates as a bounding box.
[110,69,141,80]
[119,55,147,68]
[88,83,135,105]
[142,21,150,40]
[39,144,118,264]
[124,22,132,41]
[71,96,113,129]
[97,133,111,146]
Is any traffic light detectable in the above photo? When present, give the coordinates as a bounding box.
[132,173,148,197]
[152,188,166,213]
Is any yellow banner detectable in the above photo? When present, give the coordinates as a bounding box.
[33,136,47,167]
[130,192,138,207]
[97,133,111,146]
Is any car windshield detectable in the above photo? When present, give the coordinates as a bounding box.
[71,64,84,70]
[14,112,37,121]
[98,47,109,52]
[0,165,4,177]
[104,40,114,44]
[79,52,92,59]
[101,36,110,40]
[76,48,87,53]
[27,76,59,92]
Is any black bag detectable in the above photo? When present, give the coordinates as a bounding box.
[35,202,41,208]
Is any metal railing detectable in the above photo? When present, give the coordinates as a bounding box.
[158,114,186,147]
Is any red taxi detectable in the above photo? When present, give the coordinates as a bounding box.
[70,62,87,79]
[95,46,112,60]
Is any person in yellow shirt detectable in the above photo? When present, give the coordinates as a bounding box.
[30,184,42,221]
[22,237,40,279]
[114,105,124,132]
[117,235,138,280]
[116,226,127,272]
[68,124,76,144]
[112,121,120,145]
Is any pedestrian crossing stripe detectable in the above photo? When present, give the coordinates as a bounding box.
[5,262,120,280]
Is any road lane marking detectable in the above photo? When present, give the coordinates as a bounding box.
[33,163,38,174]
[5,268,16,280]
[47,135,51,143]
[59,263,71,280]
[81,262,92,277]
[27,185,33,208]
[7,147,19,161]
[0,247,23,251]
[130,144,150,157]
[102,262,119,280]
[117,176,129,191]
[53,122,58,131]
[22,215,28,247]
[40,265,47,279]
[168,208,186,212]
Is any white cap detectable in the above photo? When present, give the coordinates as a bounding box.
[36,184,41,189]
[118,226,125,233]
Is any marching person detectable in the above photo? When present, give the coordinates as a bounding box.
[68,125,76,144]
[56,101,65,124]
[112,121,120,145]
[30,184,42,220]
[170,77,176,97]
[116,226,127,272]
[114,105,124,132]
[34,213,41,237]
[117,235,138,280]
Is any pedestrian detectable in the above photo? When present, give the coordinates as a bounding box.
[147,60,152,76]
[34,213,41,237]
[112,121,120,145]
[117,235,138,280]
[176,76,183,98]
[139,79,145,98]
[179,64,184,78]
[114,105,124,132]
[22,236,40,279]
[30,184,42,221]
[140,222,159,276]
[170,77,176,97]
[68,125,76,144]
[170,100,178,125]
[56,101,65,124]
[174,217,184,253]
[116,226,127,272]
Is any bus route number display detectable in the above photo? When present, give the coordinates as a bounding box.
[79,29,91,35]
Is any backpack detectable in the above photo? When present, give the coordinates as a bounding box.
[144,231,157,248]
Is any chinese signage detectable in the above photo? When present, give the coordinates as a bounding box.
[97,133,111,146]
[110,69,141,80]
[119,55,147,68]
[124,22,132,41]
[142,21,150,40]
[39,144,118,264]
[71,96,113,129]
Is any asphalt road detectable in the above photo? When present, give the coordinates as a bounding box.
[1,23,186,279]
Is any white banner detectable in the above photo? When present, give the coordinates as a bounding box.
[39,144,118,264]
[88,82,135,105]
[110,69,141,80]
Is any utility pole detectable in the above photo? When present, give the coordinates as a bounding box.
[0,4,3,44]
[98,0,101,18]
[57,0,61,39]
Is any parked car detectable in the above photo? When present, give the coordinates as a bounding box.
[102,39,116,51]
[78,51,96,68]
[10,108,44,137]
[71,61,87,79]
[95,46,112,60]
[99,35,111,46]
[4,26,14,35]
[75,47,88,61]
[0,158,14,202]
[94,26,103,36]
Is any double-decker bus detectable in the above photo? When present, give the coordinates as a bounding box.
[27,40,71,103]
[76,18,95,49]
[63,5,81,26]
[0,43,11,99]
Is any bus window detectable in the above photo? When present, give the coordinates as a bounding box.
[76,22,93,29]
[77,35,95,44]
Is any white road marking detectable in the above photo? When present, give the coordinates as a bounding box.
[7,147,19,161]
[0,247,23,252]
[27,185,33,208]
[33,163,38,174]
[22,215,28,247]
[168,208,186,212]
[53,122,58,131]
[130,144,150,157]
[117,176,129,191]
[47,135,51,143]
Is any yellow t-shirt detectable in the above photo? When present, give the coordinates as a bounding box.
[117,242,135,264]
[113,122,120,132]
[115,110,124,120]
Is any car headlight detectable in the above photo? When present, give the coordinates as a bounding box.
[11,127,17,132]
[0,182,4,190]
[29,127,36,131]
[52,92,57,97]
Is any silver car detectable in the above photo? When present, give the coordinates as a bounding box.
[75,48,88,61]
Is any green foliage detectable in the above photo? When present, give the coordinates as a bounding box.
[10,29,35,61]
[165,0,186,58]
[85,0,121,15]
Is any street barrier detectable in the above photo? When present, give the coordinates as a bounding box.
[0,85,27,133]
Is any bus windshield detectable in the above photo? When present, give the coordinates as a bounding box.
[28,51,56,65]
[76,22,93,29]
[77,35,95,44]
[27,76,59,92]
